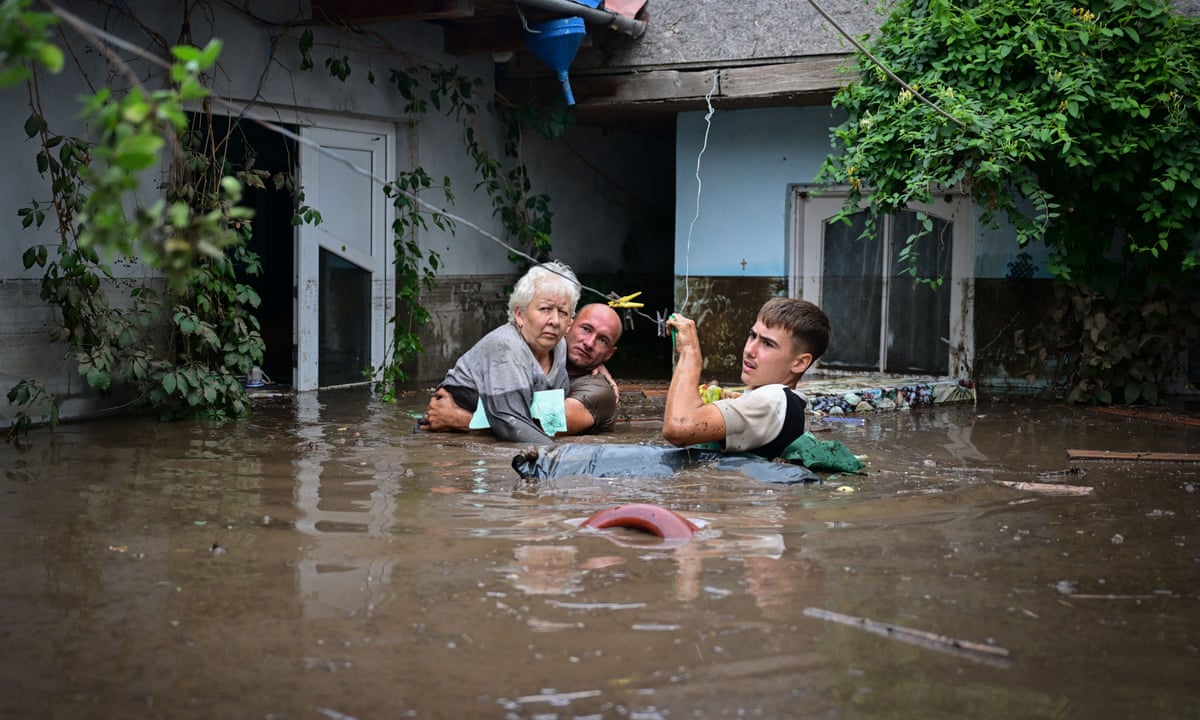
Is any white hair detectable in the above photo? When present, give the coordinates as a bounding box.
[508,261,580,316]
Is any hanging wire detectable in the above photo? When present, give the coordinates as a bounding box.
[513,0,537,33]
[802,0,967,129]
[42,1,680,331]
[678,71,719,316]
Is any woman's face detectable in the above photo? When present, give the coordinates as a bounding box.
[515,291,573,356]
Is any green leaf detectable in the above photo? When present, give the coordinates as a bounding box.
[171,45,201,63]
[1143,383,1159,405]
[0,65,31,87]
[23,114,46,138]
[1122,381,1141,405]
[197,40,223,70]
[86,366,111,391]
[113,133,165,171]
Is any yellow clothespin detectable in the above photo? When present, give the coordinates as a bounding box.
[607,291,644,309]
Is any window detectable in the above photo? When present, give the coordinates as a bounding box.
[790,189,974,377]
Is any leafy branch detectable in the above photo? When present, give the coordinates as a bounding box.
[819,0,1200,404]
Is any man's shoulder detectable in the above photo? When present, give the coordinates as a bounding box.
[718,383,806,415]
[569,373,615,399]
[568,373,618,433]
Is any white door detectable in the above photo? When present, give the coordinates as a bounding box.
[296,123,393,391]
[790,189,974,376]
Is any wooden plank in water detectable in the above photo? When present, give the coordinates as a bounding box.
[1089,406,1200,427]
[803,607,1011,667]
[997,480,1094,495]
[1067,449,1200,463]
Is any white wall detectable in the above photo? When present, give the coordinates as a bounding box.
[674,103,1040,280]
[674,105,844,278]
[974,205,1055,279]
[0,0,656,427]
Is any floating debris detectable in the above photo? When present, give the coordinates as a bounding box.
[997,480,1093,495]
[803,607,1010,667]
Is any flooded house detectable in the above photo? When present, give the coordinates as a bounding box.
[2,0,1192,431]
[2,6,1199,716]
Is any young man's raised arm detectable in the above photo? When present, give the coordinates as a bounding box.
[662,314,727,448]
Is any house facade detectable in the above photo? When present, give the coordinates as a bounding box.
[501,0,1057,387]
[0,0,671,429]
[3,0,1194,430]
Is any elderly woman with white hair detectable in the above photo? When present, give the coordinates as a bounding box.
[420,261,581,445]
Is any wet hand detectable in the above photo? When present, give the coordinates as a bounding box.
[665,313,699,351]
[419,388,471,432]
[592,363,620,402]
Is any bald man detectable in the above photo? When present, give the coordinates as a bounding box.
[420,303,623,436]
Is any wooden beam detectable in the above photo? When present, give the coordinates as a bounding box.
[574,69,722,104]
[443,22,551,56]
[313,0,475,24]
[997,480,1094,495]
[719,57,852,98]
[500,58,853,108]
[1066,449,1200,463]
[1088,405,1200,427]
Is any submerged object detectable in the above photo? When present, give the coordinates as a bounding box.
[511,443,820,484]
[581,503,699,540]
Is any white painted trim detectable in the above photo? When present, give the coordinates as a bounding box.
[295,120,396,391]
[790,186,975,378]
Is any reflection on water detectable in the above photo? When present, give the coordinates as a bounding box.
[0,390,1197,719]
[506,545,583,595]
[292,393,400,617]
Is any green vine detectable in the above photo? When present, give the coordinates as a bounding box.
[5,11,267,435]
[819,0,1200,404]
[1028,255,1200,405]
[5,3,573,431]
[300,37,567,398]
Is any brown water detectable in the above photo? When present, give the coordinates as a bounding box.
[2,389,1198,720]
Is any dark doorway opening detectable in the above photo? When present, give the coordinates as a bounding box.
[318,248,371,387]
[194,113,298,387]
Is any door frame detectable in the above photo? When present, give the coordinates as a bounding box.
[294,118,395,391]
[788,186,975,377]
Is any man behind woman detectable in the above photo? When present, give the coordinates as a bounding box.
[422,260,832,460]
[422,261,580,445]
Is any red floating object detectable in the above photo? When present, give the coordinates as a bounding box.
[581,503,698,540]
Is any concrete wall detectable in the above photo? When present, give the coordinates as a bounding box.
[669,105,831,378]
[674,105,840,280]
[0,0,667,428]
[671,103,1056,382]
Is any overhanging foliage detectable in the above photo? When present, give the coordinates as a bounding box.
[819,0,1200,403]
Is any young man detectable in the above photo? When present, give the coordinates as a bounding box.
[420,303,624,436]
[662,297,830,459]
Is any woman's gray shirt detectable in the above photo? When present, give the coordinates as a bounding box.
[440,323,569,445]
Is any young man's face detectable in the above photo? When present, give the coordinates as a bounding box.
[740,318,813,389]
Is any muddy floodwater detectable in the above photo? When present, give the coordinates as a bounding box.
[2,389,1198,719]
